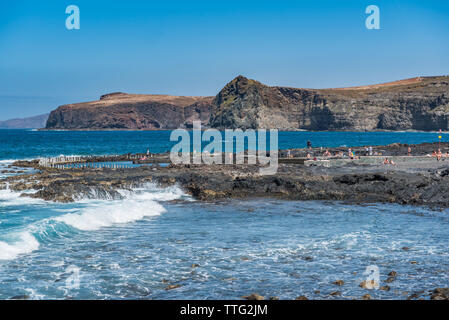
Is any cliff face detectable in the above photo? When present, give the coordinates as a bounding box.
[210,75,449,130]
[46,93,213,130]
[46,75,449,131]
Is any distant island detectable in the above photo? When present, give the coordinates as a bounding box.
[0,113,49,129]
[44,75,449,131]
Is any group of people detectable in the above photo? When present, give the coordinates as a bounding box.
[430,149,449,161]
[300,140,449,163]
[383,157,396,165]
[140,149,152,161]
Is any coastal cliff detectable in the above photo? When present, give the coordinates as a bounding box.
[45,76,449,131]
[46,93,213,130]
[210,75,449,130]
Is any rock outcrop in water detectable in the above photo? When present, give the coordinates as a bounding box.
[45,76,449,131]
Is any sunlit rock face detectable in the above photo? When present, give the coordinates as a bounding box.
[46,75,449,131]
[210,75,449,131]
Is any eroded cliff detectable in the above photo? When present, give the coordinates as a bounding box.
[46,92,213,130]
[210,75,449,130]
[46,75,449,131]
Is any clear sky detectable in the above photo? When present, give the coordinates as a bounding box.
[1,0,448,120]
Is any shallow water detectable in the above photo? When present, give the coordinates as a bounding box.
[1,183,448,299]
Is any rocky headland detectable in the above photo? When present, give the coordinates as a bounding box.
[45,93,213,130]
[44,75,449,131]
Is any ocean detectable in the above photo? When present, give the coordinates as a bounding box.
[0,129,448,299]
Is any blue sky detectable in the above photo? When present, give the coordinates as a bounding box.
[0,0,448,120]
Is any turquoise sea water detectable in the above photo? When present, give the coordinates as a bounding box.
[1,130,448,299]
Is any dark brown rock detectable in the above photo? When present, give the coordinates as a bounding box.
[333,280,344,286]
[210,75,449,131]
[165,284,182,290]
[385,277,396,283]
[430,288,449,300]
[243,293,265,300]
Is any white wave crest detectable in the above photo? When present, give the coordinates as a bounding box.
[0,232,40,260]
[56,200,166,231]
[118,184,190,202]
[0,188,44,207]
[0,184,188,261]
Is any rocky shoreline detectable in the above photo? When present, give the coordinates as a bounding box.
[1,142,449,207]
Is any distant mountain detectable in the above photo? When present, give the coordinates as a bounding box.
[0,113,49,129]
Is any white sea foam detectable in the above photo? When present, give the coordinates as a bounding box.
[56,199,166,231]
[0,231,40,260]
[118,184,190,202]
[0,188,44,206]
[0,184,188,260]
[56,183,187,231]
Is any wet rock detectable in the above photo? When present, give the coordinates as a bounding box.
[243,293,265,300]
[303,256,313,261]
[402,247,410,251]
[224,277,237,281]
[10,295,30,300]
[430,288,449,300]
[362,294,371,300]
[388,271,397,277]
[380,286,390,291]
[359,280,379,289]
[407,291,424,300]
[385,277,396,283]
[191,264,200,268]
[295,296,308,300]
[332,280,344,286]
[330,291,341,297]
[269,296,279,300]
[165,284,182,290]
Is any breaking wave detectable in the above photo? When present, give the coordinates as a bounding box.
[0,232,40,260]
[55,200,166,231]
[0,184,189,260]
